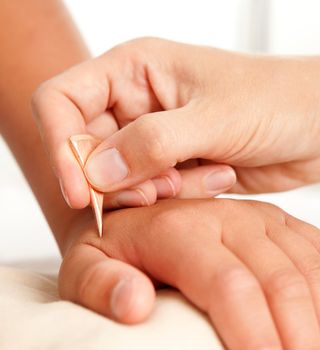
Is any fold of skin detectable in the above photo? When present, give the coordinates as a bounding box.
[32,37,320,206]
[1,2,320,349]
[60,198,320,350]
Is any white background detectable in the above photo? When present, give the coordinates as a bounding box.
[1,0,320,270]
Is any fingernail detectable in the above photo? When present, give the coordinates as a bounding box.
[153,176,176,198]
[111,279,134,320]
[203,168,236,194]
[59,178,71,207]
[85,148,128,190]
[115,189,150,207]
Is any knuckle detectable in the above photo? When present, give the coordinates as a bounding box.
[127,37,162,52]
[214,267,260,297]
[300,257,320,284]
[148,201,221,241]
[134,116,171,166]
[266,269,309,301]
[149,207,187,235]
[258,201,280,213]
[127,36,160,48]
[31,80,56,118]
[109,37,160,60]
[249,200,283,218]
[148,202,204,240]
[31,81,51,106]
[246,200,288,229]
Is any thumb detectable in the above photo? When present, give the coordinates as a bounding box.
[84,107,211,192]
[59,242,155,324]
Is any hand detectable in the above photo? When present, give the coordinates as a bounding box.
[59,198,320,349]
[32,38,320,209]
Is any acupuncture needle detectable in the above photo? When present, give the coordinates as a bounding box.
[69,134,104,237]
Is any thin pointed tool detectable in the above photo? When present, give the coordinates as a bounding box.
[69,134,104,237]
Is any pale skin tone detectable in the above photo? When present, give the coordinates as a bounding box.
[1,1,320,349]
[32,38,320,209]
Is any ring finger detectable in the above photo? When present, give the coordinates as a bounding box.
[223,225,320,349]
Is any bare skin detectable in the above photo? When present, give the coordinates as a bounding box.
[1,2,320,349]
[32,38,320,208]
[61,199,320,350]
[0,0,89,247]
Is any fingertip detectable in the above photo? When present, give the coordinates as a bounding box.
[58,159,91,209]
[153,167,182,199]
[132,179,157,207]
[110,276,156,324]
[60,244,155,324]
[104,180,157,209]
[202,165,237,195]
[177,164,237,199]
[67,189,90,209]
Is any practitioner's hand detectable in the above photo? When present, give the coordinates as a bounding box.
[59,199,320,349]
[32,38,320,209]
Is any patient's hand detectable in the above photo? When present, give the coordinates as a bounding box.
[59,199,320,349]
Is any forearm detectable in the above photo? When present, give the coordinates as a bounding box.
[0,0,90,250]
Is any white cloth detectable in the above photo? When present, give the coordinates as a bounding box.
[0,266,223,350]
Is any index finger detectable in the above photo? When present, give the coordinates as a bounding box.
[31,58,115,208]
